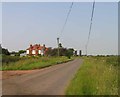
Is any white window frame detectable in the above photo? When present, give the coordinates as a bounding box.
[32,50,36,54]
[26,50,29,54]
[38,50,41,54]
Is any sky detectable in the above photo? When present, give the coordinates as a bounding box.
[1,2,118,55]
[0,0,119,2]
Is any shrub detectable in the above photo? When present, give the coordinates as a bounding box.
[2,55,20,65]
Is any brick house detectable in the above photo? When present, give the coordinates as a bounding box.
[26,44,48,56]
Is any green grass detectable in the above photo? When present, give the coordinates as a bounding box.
[66,56,118,95]
[1,56,73,70]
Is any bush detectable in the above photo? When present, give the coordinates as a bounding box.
[2,55,20,65]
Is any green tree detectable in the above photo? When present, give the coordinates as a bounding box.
[45,48,53,56]
[59,43,62,48]
[65,48,74,59]
[2,48,10,55]
[19,50,26,54]
[11,51,20,56]
[0,45,10,55]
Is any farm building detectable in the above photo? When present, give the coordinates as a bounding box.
[26,44,48,56]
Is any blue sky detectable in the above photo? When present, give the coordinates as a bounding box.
[2,2,118,55]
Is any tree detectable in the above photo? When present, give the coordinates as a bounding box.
[65,48,74,59]
[45,48,53,56]
[51,48,58,56]
[10,51,20,56]
[59,43,62,48]
[18,50,26,54]
[2,48,10,55]
[0,45,10,55]
[59,48,67,56]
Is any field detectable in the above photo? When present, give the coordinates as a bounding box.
[66,56,118,95]
[1,55,73,70]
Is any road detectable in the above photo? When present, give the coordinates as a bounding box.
[2,58,83,95]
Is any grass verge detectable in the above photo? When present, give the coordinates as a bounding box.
[66,56,118,95]
[1,56,74,70]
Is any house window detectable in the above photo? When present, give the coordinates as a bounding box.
[41,49,44,55]
[32,50,36,54]
[26,50,29,54]
[38,50,41,54]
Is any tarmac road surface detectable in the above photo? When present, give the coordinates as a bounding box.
[2,58,83,95]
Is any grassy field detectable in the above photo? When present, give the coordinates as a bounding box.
[66,56,118,95]
[1,56,73,70]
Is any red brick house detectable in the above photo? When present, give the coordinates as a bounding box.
[26,44,48,56]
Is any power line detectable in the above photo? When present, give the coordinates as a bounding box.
[86,1,95,55]
[58,2,74,39]
[57,2,74,56]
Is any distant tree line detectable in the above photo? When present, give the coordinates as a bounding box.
[10,50,26,56]
[0,44,26,56]
[45,47,74,59]
[0,44,75,59]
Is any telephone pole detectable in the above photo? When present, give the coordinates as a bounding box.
[57,38,60,56]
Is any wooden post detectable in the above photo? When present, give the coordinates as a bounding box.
[57,38,60,56]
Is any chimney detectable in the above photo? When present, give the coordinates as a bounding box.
[43,44,46,51]
[30,44,32,47]
[43,44,45,47]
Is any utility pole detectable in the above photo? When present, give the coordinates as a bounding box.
[57,38,60,56]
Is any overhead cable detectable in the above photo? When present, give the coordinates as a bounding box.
[59,2,74,38]
[86,1,95,55]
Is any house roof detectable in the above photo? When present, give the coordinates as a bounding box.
[27,44,47,50]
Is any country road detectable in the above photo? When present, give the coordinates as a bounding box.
[2,58,83,95]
